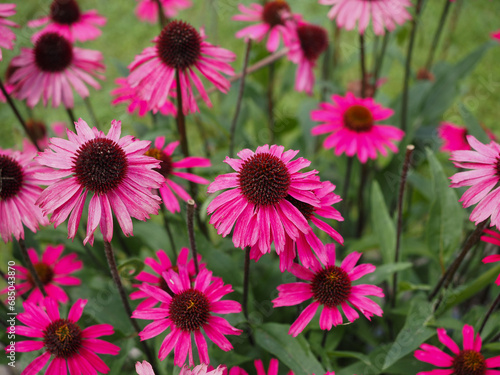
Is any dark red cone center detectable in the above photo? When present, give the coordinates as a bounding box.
[297,24,328,62]
[146,148,173,178]
[34,33,73,73]
[286,195,314,221]
[157,20,202,70]
[43,319,82,358]
[343,105,374,132]
[169,289,210,331]
[0,155,24,201]
[452,350,486,375]
[27,263,55,286]
[311,266,352,307]
[262,1,291,27]
[50,0,81,25]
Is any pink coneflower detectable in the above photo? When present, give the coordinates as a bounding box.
[311,92,404,163]
[438,122,495,153]
[273,245,384,336]
[449,136,500,229]
[0,244,82,304]
[207,144,324,257]
[127,20,235,115]
[480,229,500,286]
[226,359,292,375]
[233,1,297,52]
[8,32,104,108]
[111,77,177,117]
[145,136,211,213]
[135,0,192,24]
[36,118,164,245]
[415,324,500,374]
[28,0,106,43]
[319,0,412,35]
[287,21,328,95]
[0,4,18,61]
[0,147,49,243]
[136,362,224,375]
[131,247,205,309]
[132,266,242,366]
[12,298,120,375]
[492,30,500,41]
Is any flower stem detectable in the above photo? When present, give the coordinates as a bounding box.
[340,156,354,231]
[401,0,424,132]
[161,205,177,261]
[153,0,167,29]
[0,79,41,152]
[175,70,189,159]
[356,162,369,237]
[359,34,367,98]
[243,246,255,345]
[103,241,159,372]
[229,40,252,158]
[332,25,342,75]
[441,0,463,60]
[186,200,199,275]
[267,62,275,144]
[372,32,390,92]
[391,145,415,308]
[321,330,328,348]
[65,107,76,131]
[478,289,500,335]
[83,97,99,128]
[424,0,452,71]
[18,238,46,297]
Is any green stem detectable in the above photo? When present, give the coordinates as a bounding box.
[424,0,452,71]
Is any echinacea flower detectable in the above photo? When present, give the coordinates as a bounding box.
[207,144,324,257]
[0,244,82,304]
[145,137,211,213]
[135,0,192,24]
[12,298,120,375]
[0,147,49,243]
[127,20,235,115]
[136,362,224,375]
[320,0,412,35]
[311,92,404,163]
[28,0,106,43]
[132,266,242,366]
[273,245,384,336]
[414,324,500,375]
[233,1,297,52]
[438,122,495,153]
[492,30,500,41]
[480,229,500,285]
[227,359,291,375]
[0,4,18,61]
[8,32,104,108]
[36,118,163,245]
[131,247,205,309]
[450,136,500,229]
[286,21,328,95]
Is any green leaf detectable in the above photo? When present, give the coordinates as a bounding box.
[117,258,145,279]
[459,104,490,144]
[370,181,396,265]
[255,323,325,375]
[364,262,413,286]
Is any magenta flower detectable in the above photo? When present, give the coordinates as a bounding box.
[111,77,177,117]
[127,20,235,115]
[311,92,404,163]
[273,245,384,336]
[36,118,163,245]
[136,362,224,375]
[8,32,104,108]
[481,229,500,285]
[233,1,297,52]
[438,122,495,153]
[13,298,120,375]
[227,359,291,375]
[132,266,242,366]
[319,0,412,35]
[492,30,500,41]
[28,0,106,43]
[135,0,192,24]
[449,136,500,229]
[131,247,205,309]
[207,144,324,257]
[0,244,81,304]
[146,136,211,213]
[0,4,18,61]
[0,147,49,243]
[415,325,500,374]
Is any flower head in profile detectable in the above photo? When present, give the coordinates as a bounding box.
[8,32,104,108]
[131,247,205,309]
[0,4,18,61]
[273,245,384,336]
[127,20,235,115]
[0,147,49,243]
[135,0,192,24]
[311,92,404,163]
[438,122,495,153]
[12,298,120,375]
[36,118,163,245]
[233,1,298,52]
[208,144,324,258]
[414,324,500,374]
[145,137,211,213]
[28,0,106,42]
[320,0,412,35]
[132,266,242,366]
[480,229,500,285]
[1,244,82,304]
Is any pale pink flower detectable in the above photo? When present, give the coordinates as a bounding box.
[0,3,18,61]
[135,0,192,24]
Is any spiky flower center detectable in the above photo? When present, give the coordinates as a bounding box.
[157,20,202,70]
[169,289,210,331]
[34,33,73,73]
[311,266,352,307]
[286,195,314,221]
[26,119,47,142]
[343,105,374,132]
[44,319,82,358]
[239,152,291,207]
[27,263,54,286]
[452,350,486,375]
[0,155,24,201]
[297,24,328,62]
[50,0,81,25]
[73,138,128,194]
[262,1,291,27]
[145,148,173,178]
